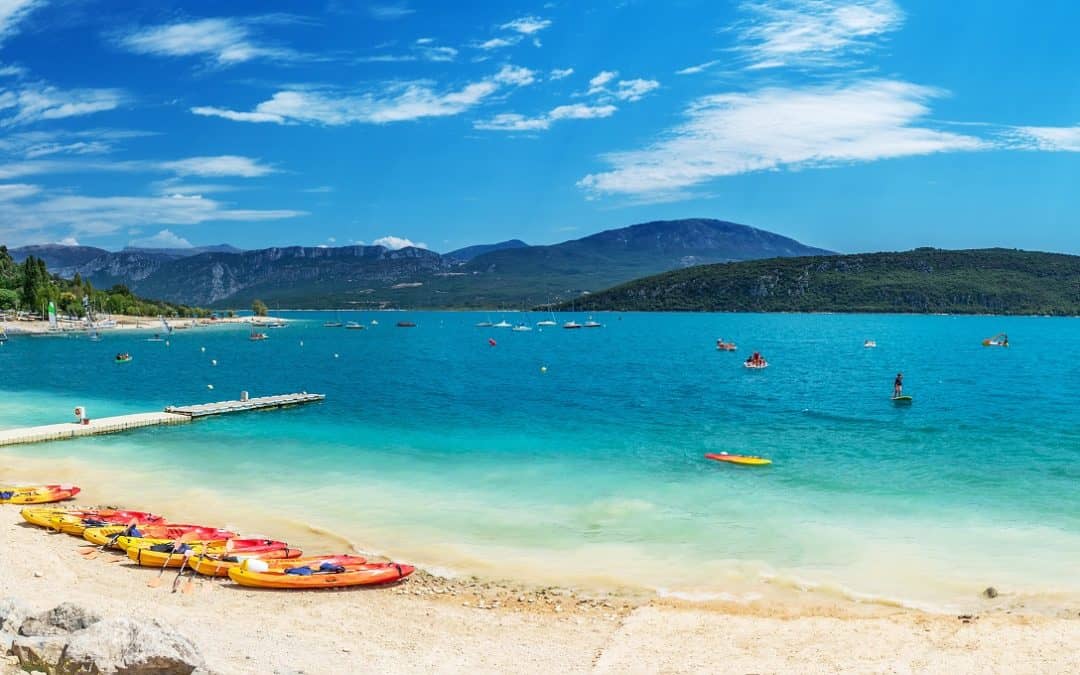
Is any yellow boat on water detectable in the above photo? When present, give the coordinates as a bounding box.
[705,452,773,466]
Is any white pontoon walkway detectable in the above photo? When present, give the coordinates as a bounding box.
[0,392,324,447]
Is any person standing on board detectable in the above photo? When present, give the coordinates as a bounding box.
[893,372,904,398]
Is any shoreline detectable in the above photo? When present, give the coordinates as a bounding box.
[0,314,258,336]
[1,506,1077,673]
[2,448,1077,623]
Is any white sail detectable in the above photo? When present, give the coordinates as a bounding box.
[47,301,57,330]
[160,316,173,334]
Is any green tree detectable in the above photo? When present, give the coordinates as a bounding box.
[251,299,268,317]
[0,288,17,309]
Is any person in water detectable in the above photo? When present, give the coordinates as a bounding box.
[893,372,903,398]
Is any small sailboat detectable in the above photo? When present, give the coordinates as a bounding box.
[323,310,344,328]
[864,340,877,348]
[345,321,366,330]
[981,333,1009,347]
[563,320,582,329]
[396,321,416,328]
[583,316,602,328]
[493,318,512,328]
[160,316,174,336]
[249,321,268,341]
[511,323,533,332]
[370,319,379,326]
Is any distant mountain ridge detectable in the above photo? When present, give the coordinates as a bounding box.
[565,248,1080,315]
[444,239,528,262]
[6,218,831,308]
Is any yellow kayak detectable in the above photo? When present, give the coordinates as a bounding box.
[705,453,772,466]
[129,539,294,568]
[82,526,128,547]
[1,485,80,505]
[187,548,308,577]
[21,507,164,533]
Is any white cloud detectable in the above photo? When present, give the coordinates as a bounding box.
[614,78,659,102]
[492,64,536,86]
[736,0,904,70]
[415,37,433,45]
[500,16,552,35]
[23,140,111,158]
[0,83,124,126]
[57,236,79,246]
[129,228,193,249]
[1005,125,1080,152]
[587,70,617,95]
[475,103,616,132]
[117,18,299,66]
[578,79,985,198]
[418,45,457,61]
[0,0,44,47]
[676,60,720,75]
[0,63,25,77]
[158,155,276,177]
[0,182,39,200]
[0,154,276,179]
[373,235,426,250]
[303,185,334,193]
[191,66,534,126]
[369,3,414,20]
[149,179,240,196]
[191,106,284,124]
[550,68,574,80]
[477,37,520,50]
[1,192,304,238]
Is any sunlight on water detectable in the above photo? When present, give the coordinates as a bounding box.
[1,312,1078,612]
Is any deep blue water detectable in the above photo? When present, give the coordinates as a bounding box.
[1,312,1078,609]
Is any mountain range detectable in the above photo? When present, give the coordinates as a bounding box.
[567,248,1080,315]
[8,219,830,308]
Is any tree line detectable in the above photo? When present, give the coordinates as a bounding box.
[0,245,208,318]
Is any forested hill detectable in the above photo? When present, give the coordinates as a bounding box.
[565,248,1080,315]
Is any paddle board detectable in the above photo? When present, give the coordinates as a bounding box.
[891,395,913,403]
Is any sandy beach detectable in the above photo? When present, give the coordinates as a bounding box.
[1,505,1077,674]
[0,314,262,336]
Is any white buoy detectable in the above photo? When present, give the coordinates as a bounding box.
[207,384,214,390]
[299,340,304,347]
[541,366,548,373]
[165,341,170,346]
[334,353,339,358]
[211,359,217,366]
[200,346,206,352]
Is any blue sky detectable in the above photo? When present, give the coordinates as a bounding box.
[0,0,1078,254]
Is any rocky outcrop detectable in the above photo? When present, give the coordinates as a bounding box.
[1,598,205,675]
[18,602,100,636]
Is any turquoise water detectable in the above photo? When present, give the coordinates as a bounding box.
[1,313,1078,610]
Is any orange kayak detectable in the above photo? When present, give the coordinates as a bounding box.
[229,560,414,589]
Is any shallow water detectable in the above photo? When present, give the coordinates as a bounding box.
[1,312,1078,611]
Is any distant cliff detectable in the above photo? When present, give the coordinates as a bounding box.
[6,218,832,308]
[566,248,1080,315]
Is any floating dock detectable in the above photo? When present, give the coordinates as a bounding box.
[165,393,326,418]
[0,412,190,447]
[0,392,324,447]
